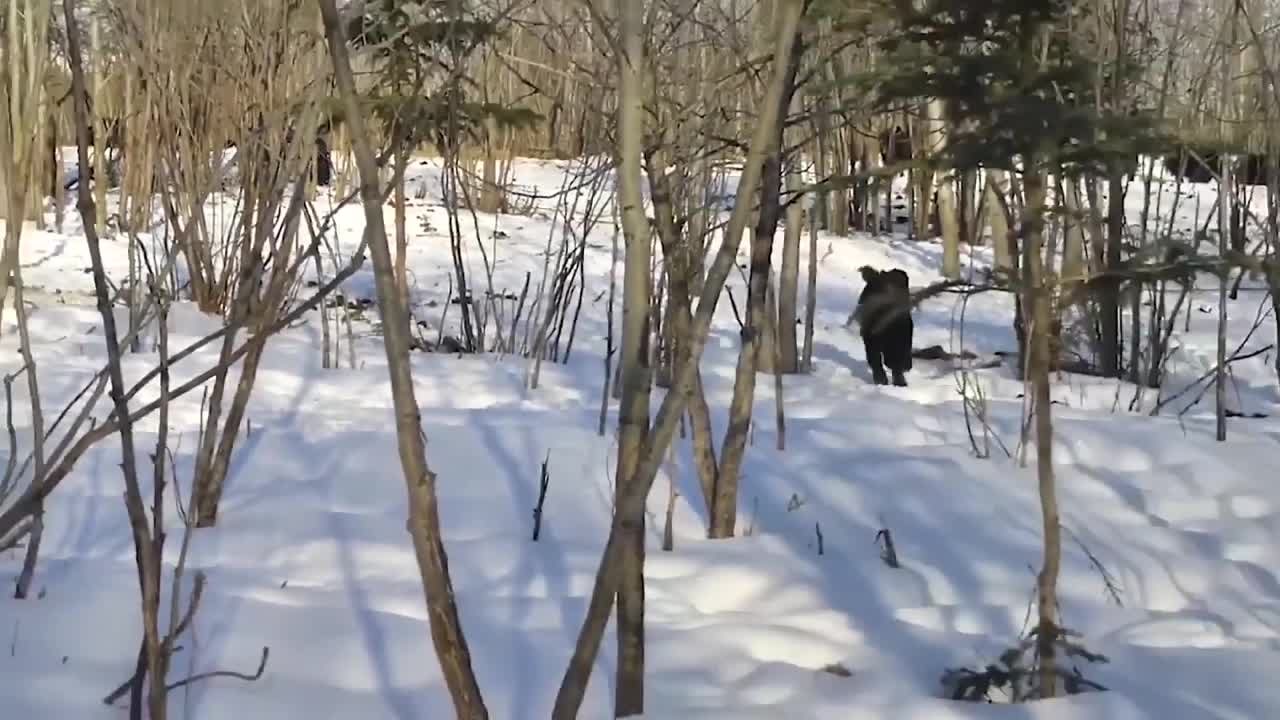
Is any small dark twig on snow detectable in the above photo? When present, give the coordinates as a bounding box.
[532,452,551,541]
[875,525,900,568]
[164,646,269,693]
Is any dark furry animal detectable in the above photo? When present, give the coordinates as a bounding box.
[854,265,914,386]
[227,130,334,187]
[315,137,333,187]
[877,125,912,164]
[1162,151,1272,186]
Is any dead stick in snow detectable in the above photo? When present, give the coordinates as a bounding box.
[165,647,269,693]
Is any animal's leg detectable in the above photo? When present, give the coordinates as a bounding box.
[864,335,889,385]
[884,319,913,387]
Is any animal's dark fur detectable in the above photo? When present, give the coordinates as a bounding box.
[315,137,333,187]
[854,265,914,386]
[1162,151,1272,186]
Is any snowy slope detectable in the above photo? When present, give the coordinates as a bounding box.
[1,157,1278,718]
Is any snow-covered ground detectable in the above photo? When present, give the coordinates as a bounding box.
[1,157,1278,718]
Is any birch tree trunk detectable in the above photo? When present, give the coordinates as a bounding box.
[927,99,962,279]
[826,55,850,236]
[91,17,108,234]
[0,0,52,327]
[1216,2,1237,441]
[911,120,933,240]
[863,132,884,235]
[850,130,869,231]
[317,3,489,717]
[802,204,818,371]
[777,151,802,373]
[1059,177,1087,284]
[985,169,1013,275]
[811,82,831,231]
[612,0,652,712]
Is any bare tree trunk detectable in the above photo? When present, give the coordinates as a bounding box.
[811,91,831,231]
[395,144,411,321]
[937,177,961,278]
[192,147,317,526]
[1060,177,1087,284]
[64,4,165,716]
[1216,175,1231,441]
[480,114,502,214]
[317,3,489,717]
[11,271,44,600]
[91,17,108,234]
[1059,177,1087,366]
[686,172,709,297]
[313,244,334,369]
[334,124,351,199]
[928,99,961,279]
[1099,0,1133,378]
[642,154,718,526]
[653,265,672,388]
[194,292,291,524]
[863,132,884,236]
[612,2,651,712]
[1237,0,1279,382]
[756,280,777,376]
[1023,157,1061,699]
[47,104,63,234]
[802,204,818,372]
[826,58,849,236]
[959,169,977,245]
[551,4,805,713]
[1099,171,1124,377]
[1216,4,1237,441]
[850,131,870,231]
[1273,288,1280,381]
[0,155,6,228]
[122,68,142,353]
[0,0,53,325]
[911,119,934,240]
[711,31,802,539]
[985,169,1013,275]
[765,276,786,449]
[1270,155,1280,384]
[777,153,802,373]
[189,334,248,525]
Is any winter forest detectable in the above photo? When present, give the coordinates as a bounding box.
[2,0,1279,717]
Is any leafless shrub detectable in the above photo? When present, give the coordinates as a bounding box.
[941,628,1108,704]
[526,153,613,388]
